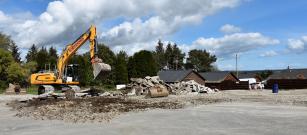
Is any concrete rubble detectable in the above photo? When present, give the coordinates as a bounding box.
[126,76,219,96]
[169,80,219,95]
[4,76,220,123]
[5,83,26,95]
[126,76,170,96]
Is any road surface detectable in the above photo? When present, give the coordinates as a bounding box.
[1,101,307,135]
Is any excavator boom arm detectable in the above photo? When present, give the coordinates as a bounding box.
[57,25,110,80]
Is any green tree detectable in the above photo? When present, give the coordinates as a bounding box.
[69,54,93,86]
[128,50,158,78]
[114,51,128,84]
[96,44,116,85]
[36,47,49,71]
[163,42,185,70]
[10,42,21,63]
[25,44,38,63]
[185,49,217,72]
[48,47,58,68]
[0,49,14,90]
[23,61,38,75]
[67,44,117,86]
[0,32,13,51]
[164,42,173,69]
[7,62,26,84]
[154,40,166,69]
[171,43,185,70]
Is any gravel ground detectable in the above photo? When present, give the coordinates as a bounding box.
[4,89,307,123]
[1,102,307,135]
[0,95,38,103]
[7,93,233,122]
[1,90,307,135]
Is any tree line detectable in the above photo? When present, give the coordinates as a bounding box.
[0,33,218,91]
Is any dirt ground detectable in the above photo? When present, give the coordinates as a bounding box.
[6,94,232,122]
[1,89,307,135]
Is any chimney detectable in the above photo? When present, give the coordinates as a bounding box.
[287,65,291,72]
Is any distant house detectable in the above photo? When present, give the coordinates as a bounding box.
[238,72,264,89]
[199,71,248,90]
[238,72,262,82]
[266,69,307,89]
[158,69,206,85]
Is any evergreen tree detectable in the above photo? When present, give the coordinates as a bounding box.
[114,51,128,84]
[171,43,185,70]
[48,47,58,69]
[185,49,217,72]
[25,44,38,62]
[10,42,21,63]
[165,42,173,69]
[163,42,185,70]
[127,56,137,79]
[96,44,116,85]
[128,50,158,78]
[154,40,166,69]
[69,54,92,86]
[36,47,49,71]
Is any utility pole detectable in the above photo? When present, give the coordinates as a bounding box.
[236,54,238,78]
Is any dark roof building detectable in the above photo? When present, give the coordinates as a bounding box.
[199,71,238,83]
[267,69,307,80]
[266,69,307,89]
[199,71,248,90]
[158,70,205,85]
[238,72,262,82]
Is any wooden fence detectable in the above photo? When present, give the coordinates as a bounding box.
[266,79,307,89]
[206,81,249,90]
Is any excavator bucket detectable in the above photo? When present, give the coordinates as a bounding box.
[92,62,111,79]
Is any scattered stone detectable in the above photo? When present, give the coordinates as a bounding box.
[5,83,26,95]
[8,96,184,123]
[168,80,219,95]
[127,76,170,96]
[126,76,219,96]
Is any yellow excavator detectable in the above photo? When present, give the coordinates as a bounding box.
[30,25,111,94]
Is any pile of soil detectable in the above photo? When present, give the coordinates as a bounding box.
[6,93,237,123]
[8,96,185,123]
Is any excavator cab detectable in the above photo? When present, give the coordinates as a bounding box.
[64,64,79,83]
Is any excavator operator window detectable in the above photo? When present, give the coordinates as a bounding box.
[64,64,79,82]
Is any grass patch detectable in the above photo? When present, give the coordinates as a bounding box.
[26,85,38,95]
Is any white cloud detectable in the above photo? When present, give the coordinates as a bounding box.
[260,50,278,57]
[181,32,279,57]
[288,38,304,51]
[0,0,242,54]
[0,10,9,22]
[302,36,307,42]
[220,24,241,34]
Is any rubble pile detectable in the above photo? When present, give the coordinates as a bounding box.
[127,76,170,96]
[126,76,218,96]
[169,80,219,95]
[5,83,26,95]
